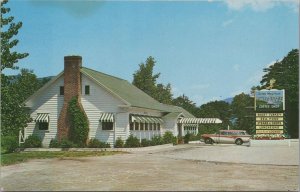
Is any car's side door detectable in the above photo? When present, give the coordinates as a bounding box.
[219,131,229,143]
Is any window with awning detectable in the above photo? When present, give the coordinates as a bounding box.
[131,115,164,124]
[35,113,49,123]
[99,113,114,122]
[178,118,222,124]
[35,113,49,130]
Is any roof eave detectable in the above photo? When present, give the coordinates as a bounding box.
[24,71,64,107]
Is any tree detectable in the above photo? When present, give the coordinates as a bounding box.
[1,0,28,71]
[260,49,299,138]
[132,56,173,104]
[231,93,255,134]
[197,100,232,128]
[154,83,173,105]
[172,94,198,116]
[132,56,160,97]
[1,70,42,136]
[1,0,31,138]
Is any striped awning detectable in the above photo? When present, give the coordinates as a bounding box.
[131,115,164,124]
[178,118,222,124]
[99,113,114,122]
[35,113,49,123]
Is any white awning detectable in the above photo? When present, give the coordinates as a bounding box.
[99,113,114,122]
[35,113,49,123]
[178,118,222,124]
[131,115,164,124]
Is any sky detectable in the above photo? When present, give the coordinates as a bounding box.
[4,0,299,106]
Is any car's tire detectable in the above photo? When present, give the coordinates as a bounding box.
[204,138,213,144]
[235,138,243,145]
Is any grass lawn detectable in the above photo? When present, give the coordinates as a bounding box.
[1,151,123,166]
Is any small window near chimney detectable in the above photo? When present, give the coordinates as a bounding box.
[85,85,90,95]
[60,86,64,95]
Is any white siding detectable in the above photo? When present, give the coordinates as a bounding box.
[25,76,64,147]
[115,112,130,142]
[163,118,178,136]
[81,75,127,146]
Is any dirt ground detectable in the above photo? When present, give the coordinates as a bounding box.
[1,142,299,191]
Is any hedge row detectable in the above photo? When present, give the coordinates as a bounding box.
[115,131,177,148]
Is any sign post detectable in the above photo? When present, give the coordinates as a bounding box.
[254,86,285,139]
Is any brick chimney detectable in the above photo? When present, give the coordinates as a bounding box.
[57,56,83,141]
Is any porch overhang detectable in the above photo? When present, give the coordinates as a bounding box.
[178,118,222,124]
[131,115,164,124]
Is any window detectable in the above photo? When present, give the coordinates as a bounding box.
[60,86,64,95]
[157,124,160,131]
[130,122,134,130]
[134,122,139,130]
[220,131,228,135]
[85,85,90,95]
[102,122,113,130]
[145,123,148,131]
[149,123,153,130]
[39,122,49,130]
[140,123,144,131]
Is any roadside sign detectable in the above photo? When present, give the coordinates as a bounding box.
[256,130,284,134]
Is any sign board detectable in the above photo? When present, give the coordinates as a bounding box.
[255,112,284,135]
[256,113,283,117]
[256,117,283,121]
[256,121,283,125]
[256,130,283,134]
[255,90,285,112]
[256,125,283,129]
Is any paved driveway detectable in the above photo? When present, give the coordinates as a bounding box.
[1,141,299,191]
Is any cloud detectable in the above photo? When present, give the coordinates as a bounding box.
[30,0,104,18]
[223,0,299,12]
[222,19,234,27]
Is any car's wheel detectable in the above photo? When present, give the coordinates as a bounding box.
[204,138,213,144]
[235,138,243,145]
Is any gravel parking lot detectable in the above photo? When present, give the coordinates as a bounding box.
[1,140,299,191]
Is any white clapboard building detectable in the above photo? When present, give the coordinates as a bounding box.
[21,56,222,147]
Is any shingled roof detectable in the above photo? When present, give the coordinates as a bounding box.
[81,67,194,117]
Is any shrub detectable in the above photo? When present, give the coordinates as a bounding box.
[163,131,174,144]
[184,132,191,144]
[88,139,105,148]
[141,138,151,147]
[172,136,178,145]
[105,143,111,148]
[124,134,140,148]
[189,134,201,141]
[49,138,77,148]
[115,137,124,148]
[60,139,76,148]
[23,135,42,148]
[151,135,163,146]
[68,96,89,147]
[49,139,60,148]
[1,136,19,153]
